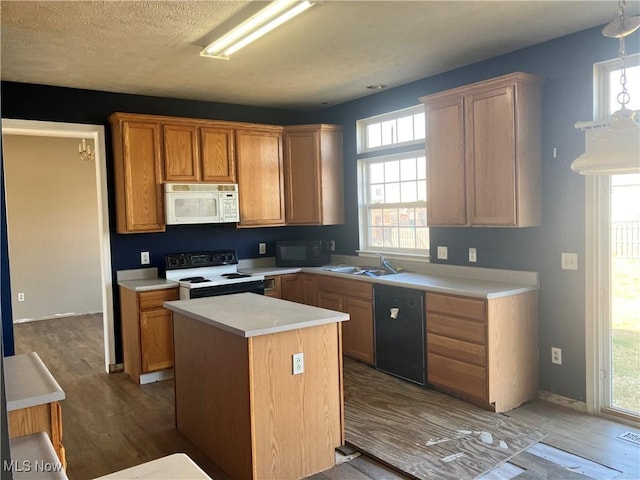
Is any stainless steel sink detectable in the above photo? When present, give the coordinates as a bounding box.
[323,266,397,276]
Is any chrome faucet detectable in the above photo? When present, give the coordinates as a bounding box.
[376,253,399,274]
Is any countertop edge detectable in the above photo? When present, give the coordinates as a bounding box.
[5,352,65,411]
[118,279,179,292]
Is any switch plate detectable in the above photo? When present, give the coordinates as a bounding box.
[469,248,477,263]
[437,246,448,260]
[140,251,150,265]
[551,347,562,365]
[328,240,336,252]
[561,252,578,271]
[259,243,267,255]
[292,352,304,375]
[17,293,25,302]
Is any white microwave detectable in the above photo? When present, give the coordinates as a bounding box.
[165,183,240,225]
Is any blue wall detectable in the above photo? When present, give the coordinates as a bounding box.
[2,25,637,400]
[318,25,638,401]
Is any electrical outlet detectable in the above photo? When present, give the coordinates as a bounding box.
[561,253,578,270]
[437,246,448,260]
[292,352,304,375]
[469,247,477,263]
[328,240,336,252]
[259,242,267,255]
[17,293,25,302]
[140,251,150,265]
[551,347,562,365]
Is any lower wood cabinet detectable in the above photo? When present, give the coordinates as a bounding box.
[317,277,374,365]
[8,401,66,469]
[120,287,179,384]
[264,275,282,298]
[280,273,317,306]
[426,291,538,412]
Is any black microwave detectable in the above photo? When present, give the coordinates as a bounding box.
[276,240,330,267]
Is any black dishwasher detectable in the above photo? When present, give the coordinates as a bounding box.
[374,284,426,385]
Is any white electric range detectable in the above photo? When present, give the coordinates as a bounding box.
[164,250,265,300]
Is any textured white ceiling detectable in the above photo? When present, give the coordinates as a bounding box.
[1,1,637,110]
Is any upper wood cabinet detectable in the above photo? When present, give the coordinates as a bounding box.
[283,125,344,225]
[163,123,235,183]
[235,126,286,227]
[109,113,165,233]
[420,72,542,227]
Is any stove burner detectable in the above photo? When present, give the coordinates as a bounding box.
[180,276,209,283]
[221,273,252,279]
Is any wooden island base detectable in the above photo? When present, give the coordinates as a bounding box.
[172,311,344,480]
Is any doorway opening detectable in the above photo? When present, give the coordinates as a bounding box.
[1,119,115,372]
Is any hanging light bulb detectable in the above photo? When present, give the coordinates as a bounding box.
[78,139,95,162]
[571,0,640,175]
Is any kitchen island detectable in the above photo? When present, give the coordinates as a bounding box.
[163,293,349,480]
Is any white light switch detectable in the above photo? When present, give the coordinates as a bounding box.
[141,251,150,265]
[561,252,578,271]
[469,248,477,263]
[259,243,266,255]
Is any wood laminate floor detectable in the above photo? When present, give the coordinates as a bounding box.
[12,314,640,480]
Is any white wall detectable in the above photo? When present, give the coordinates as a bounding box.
[3,135,102,321]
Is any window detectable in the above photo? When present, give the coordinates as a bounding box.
[357,106,428,256]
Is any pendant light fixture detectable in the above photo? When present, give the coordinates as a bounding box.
[572,0,640,175]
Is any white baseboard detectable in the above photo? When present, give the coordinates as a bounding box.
[140,369,174,385]
[539,390,588,413]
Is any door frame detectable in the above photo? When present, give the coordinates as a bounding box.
[1,119,115,372]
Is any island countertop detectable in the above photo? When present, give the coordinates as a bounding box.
[4,352,65,411]
[164,292,349,338]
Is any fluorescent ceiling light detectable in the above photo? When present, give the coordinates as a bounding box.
[201,0,314,60]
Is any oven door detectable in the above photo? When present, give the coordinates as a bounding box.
[188,280,265,299]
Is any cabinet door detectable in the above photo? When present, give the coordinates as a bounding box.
[317,290,342,312]
[163,124,200,181]
[140,308,174,373]
[201,126,236,182]
[423,95,467,226]
[281,274,302,303]
[284,129,322,224]
[300,273,318,306]
[467,85,517,225]
[118,121,164,232]
[236,129,285,226]
[342,296,374,365]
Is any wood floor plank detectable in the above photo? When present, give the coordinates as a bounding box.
[11,314,640,480]
[509,451,594,480]
[343,358,547,480]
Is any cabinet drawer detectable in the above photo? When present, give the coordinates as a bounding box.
[427,293,485,321]
[427,333,486,366]
[138,288,179,310]
[427,353,487,401]
[317,277,373,300]
[427,313,485,344]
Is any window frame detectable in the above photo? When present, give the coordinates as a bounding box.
[356,105,428,259]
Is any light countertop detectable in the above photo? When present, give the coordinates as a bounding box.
[9,432,68,479]
[116,267,178,292]
[4,352,65,411]
[93,453,211,479]
[164,292,349,338]
[238,266,302,276]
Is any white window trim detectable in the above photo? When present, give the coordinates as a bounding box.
[357,104,425,154]
[585,53,639,418]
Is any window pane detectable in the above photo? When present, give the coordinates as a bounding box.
[416,207,427,226]
[400,158,416,181]
[398,207,414,226]
[397,115,414,143]
[381,120,395,146]
[608,64,640,114]
[385,183,400,203]
[401,181,417,202]
[417,156,426,179]
[369,184,384,204]
[416,227,429,249]
[398,227,416,248]
[384,227,399,247]
[369,208,384,226]
[383,208,398,226]
[414,113,425,140]
[385,160,400,182]
[417,180,427,202]
[370,227,384,247]
[369,162,385,183]
[367,123,381,149]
